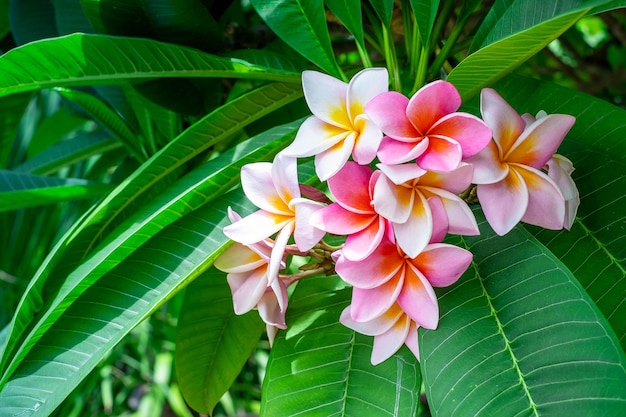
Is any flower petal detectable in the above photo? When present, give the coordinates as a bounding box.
[335,238,403,288]
[514,164,565,230]
[292,198,326,251]
[314,133,355,181]
[397,264,439,329]
[347,67,389,121]
[272,154,301,204]
[223,210,292,245]
[405,321,420,361]
[480,88,526,155]
[310,203,375,235]
[419,162,474,194]
[377,136,429,164]
[267,221,294,284]
[464,140,508,185]
[227,267,268,315]
[240,163,290,215]
[414,243,473,287]
[430,112,492,158]
[371,314,412,365]
[420,187,479,236]
[214,242,265,273]
[328,161,374,213]
[350,275,403,322]
[506,114,576,168]
[392,192,432,258]
[546,154,579,230]
[406,80,461,134]
[416,135,462,172]
[428,196,449,244]
[342,216,387,261]
[282,116,351,157]
[302,70,350,129]
[476,169,528,235]
[376,163,427,185]
[365,92,419,140]
[339,303,404,336]
[258,286,287,328]
[352,114,383,164]
[372,173,414,223]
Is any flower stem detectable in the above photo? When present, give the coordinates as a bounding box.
[382,24,402,92]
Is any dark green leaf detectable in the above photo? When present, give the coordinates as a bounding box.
[250,0,341,78]
[368,0,394,27]
[409,0,439,45]
[325,0,365,47]
[0,33,301,98]
[176,267,264,414]
[9,0,58,45]
[0,170,112,212]
[0,93,33,169]
[52,0,94,35]
[420,211,626,416]
[262,276,421,417]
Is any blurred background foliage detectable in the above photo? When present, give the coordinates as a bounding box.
[0,1,624,416]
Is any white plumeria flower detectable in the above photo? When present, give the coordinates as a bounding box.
[281,68,389,180]
[223,154,325,283]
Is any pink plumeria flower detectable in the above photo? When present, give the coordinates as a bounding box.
[215,210,289,336]
[340,303,420,365]
[545,154,579,230]
[281,68,389,180]
[223,154,325,282]
[365,80,492,172]
[372,162,479,258]
[309,162,387,261]
[465,88,576,235]
[335,237,473,331]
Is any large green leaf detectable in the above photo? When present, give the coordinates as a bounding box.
[175,267,264,414]
[447,8,588,100]
[409,0,439,45]
[469,0,588,52]
[0,93,34,169]
[0,33,301,98]
[325,0,365,48]
[368,0,394,27]
[0,120,300,388]
[261,276,421,417]
[14,131,122,175]
[0,81,302,378]
[9,0,58,45]
[491,74,626,348]
[419,212,626,416]
[250,0,341,78]
[0,188,254,416]
[0,170,111,212]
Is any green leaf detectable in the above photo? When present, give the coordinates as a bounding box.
[0,170,112,212]
[176,267,264,414]
[250,0,341,78]
[0,93,33,169]
[52,0,94,35]
[0,83,302,379]
[9,0,58,45]
[53,87,143,160]
[0,33,301,98]
[409,0,439,45]
[447,7,589,100]
[0,188,253,416]
[368,0,394,27]
[325,0,365,47]
[261,276,421,417]
[80,0,153,37]
[491,74,626,348]
[469,0,588,52]
[0,120,301,388]
[14,131,122,175]
[420,212,626,416]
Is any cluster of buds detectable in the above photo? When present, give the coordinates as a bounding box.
[215,68,578,365]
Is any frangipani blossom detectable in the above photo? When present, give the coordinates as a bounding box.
[335,237,473,330]
[466,88,576,235]
[281,68,389,180]
[223,154,325,282]
[365,80,492,172]
[340,303,420,365]
[215,210,289,338]
[546,154,579,230]
[309,162,387,261]
[372,163,479,258]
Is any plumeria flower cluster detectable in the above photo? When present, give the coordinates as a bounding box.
[215,68,579,365]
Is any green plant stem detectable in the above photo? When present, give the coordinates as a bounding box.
[428,18,466,78]
[412,44,430,94]
[403,0,414,59]
[429,0,455,52]
[382,24,402,92]
[356,40,373,68]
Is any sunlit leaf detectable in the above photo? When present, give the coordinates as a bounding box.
[261,276,421,417]
[420,211,626,416]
